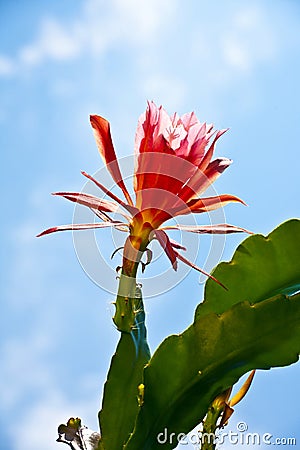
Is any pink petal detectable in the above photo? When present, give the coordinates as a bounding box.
[174,129,228,203]
[152,229,178,270]
[162,223,252,234]
[134,103,174,196]
[90,115,133,206]
[135,102,171,157]
[176,117,209,165]
[180,111,198,130]
[36,221,127,237]
[174,250,227,289]
[133,104,232,215]
[184,137,208,166]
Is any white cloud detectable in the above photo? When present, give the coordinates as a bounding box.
[111,0,176,43]
[0,55,15,76]
[8,387,99,450]
[134,2,284,115]
[221,5,277,73]
[222,37,252,72]
[0,315,101,449]
[1,346,99,450]
[11,394,75,450]
[0,0,289,121]
[1,0,178,76]
[187,3,279,86]
[19,19,81,67]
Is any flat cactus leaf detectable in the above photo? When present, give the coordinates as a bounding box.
[196,219,300,319]
[125,293,300,450]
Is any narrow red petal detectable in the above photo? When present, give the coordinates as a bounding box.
[162,223,252,234]
[152,229,178,270]
[91,208,112,222]
[81,171,138,217]
[53,192,131,220]
[178,157,232,203]
[203,157,232,185]
[36,221,127,237]
[169,193,245,218]
[174,250,227,289]
[53,192,116,212]
[169,238,187,251]
[187,194,247,213]
[198,129,228,172]
[90,115,133,206]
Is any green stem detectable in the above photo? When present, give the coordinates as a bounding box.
[113,268,139,333]
[113,235,147,333]
[98,233,151,449]
[98,282,150,450]
[201,405,220,450]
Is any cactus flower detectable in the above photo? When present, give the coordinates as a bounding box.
[38,102,248,283]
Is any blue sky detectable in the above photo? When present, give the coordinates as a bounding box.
[1,1,300,449]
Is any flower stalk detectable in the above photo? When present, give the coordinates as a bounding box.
[113,226,151,332]
[201,405,220,450]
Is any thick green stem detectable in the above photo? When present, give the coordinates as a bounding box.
[98,281,150,450]
[113,234,148,333]
[99,231,151,449]
[113,266,139,333]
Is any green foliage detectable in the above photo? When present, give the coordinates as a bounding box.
[98,286,150,450]
[123,220,300,450]
[125,293,300,450]
[196,219,300,319]
[98,220,300,450]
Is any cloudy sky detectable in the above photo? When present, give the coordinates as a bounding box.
[1,1,300,449]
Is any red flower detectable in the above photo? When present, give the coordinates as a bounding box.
[38,102,249,285]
